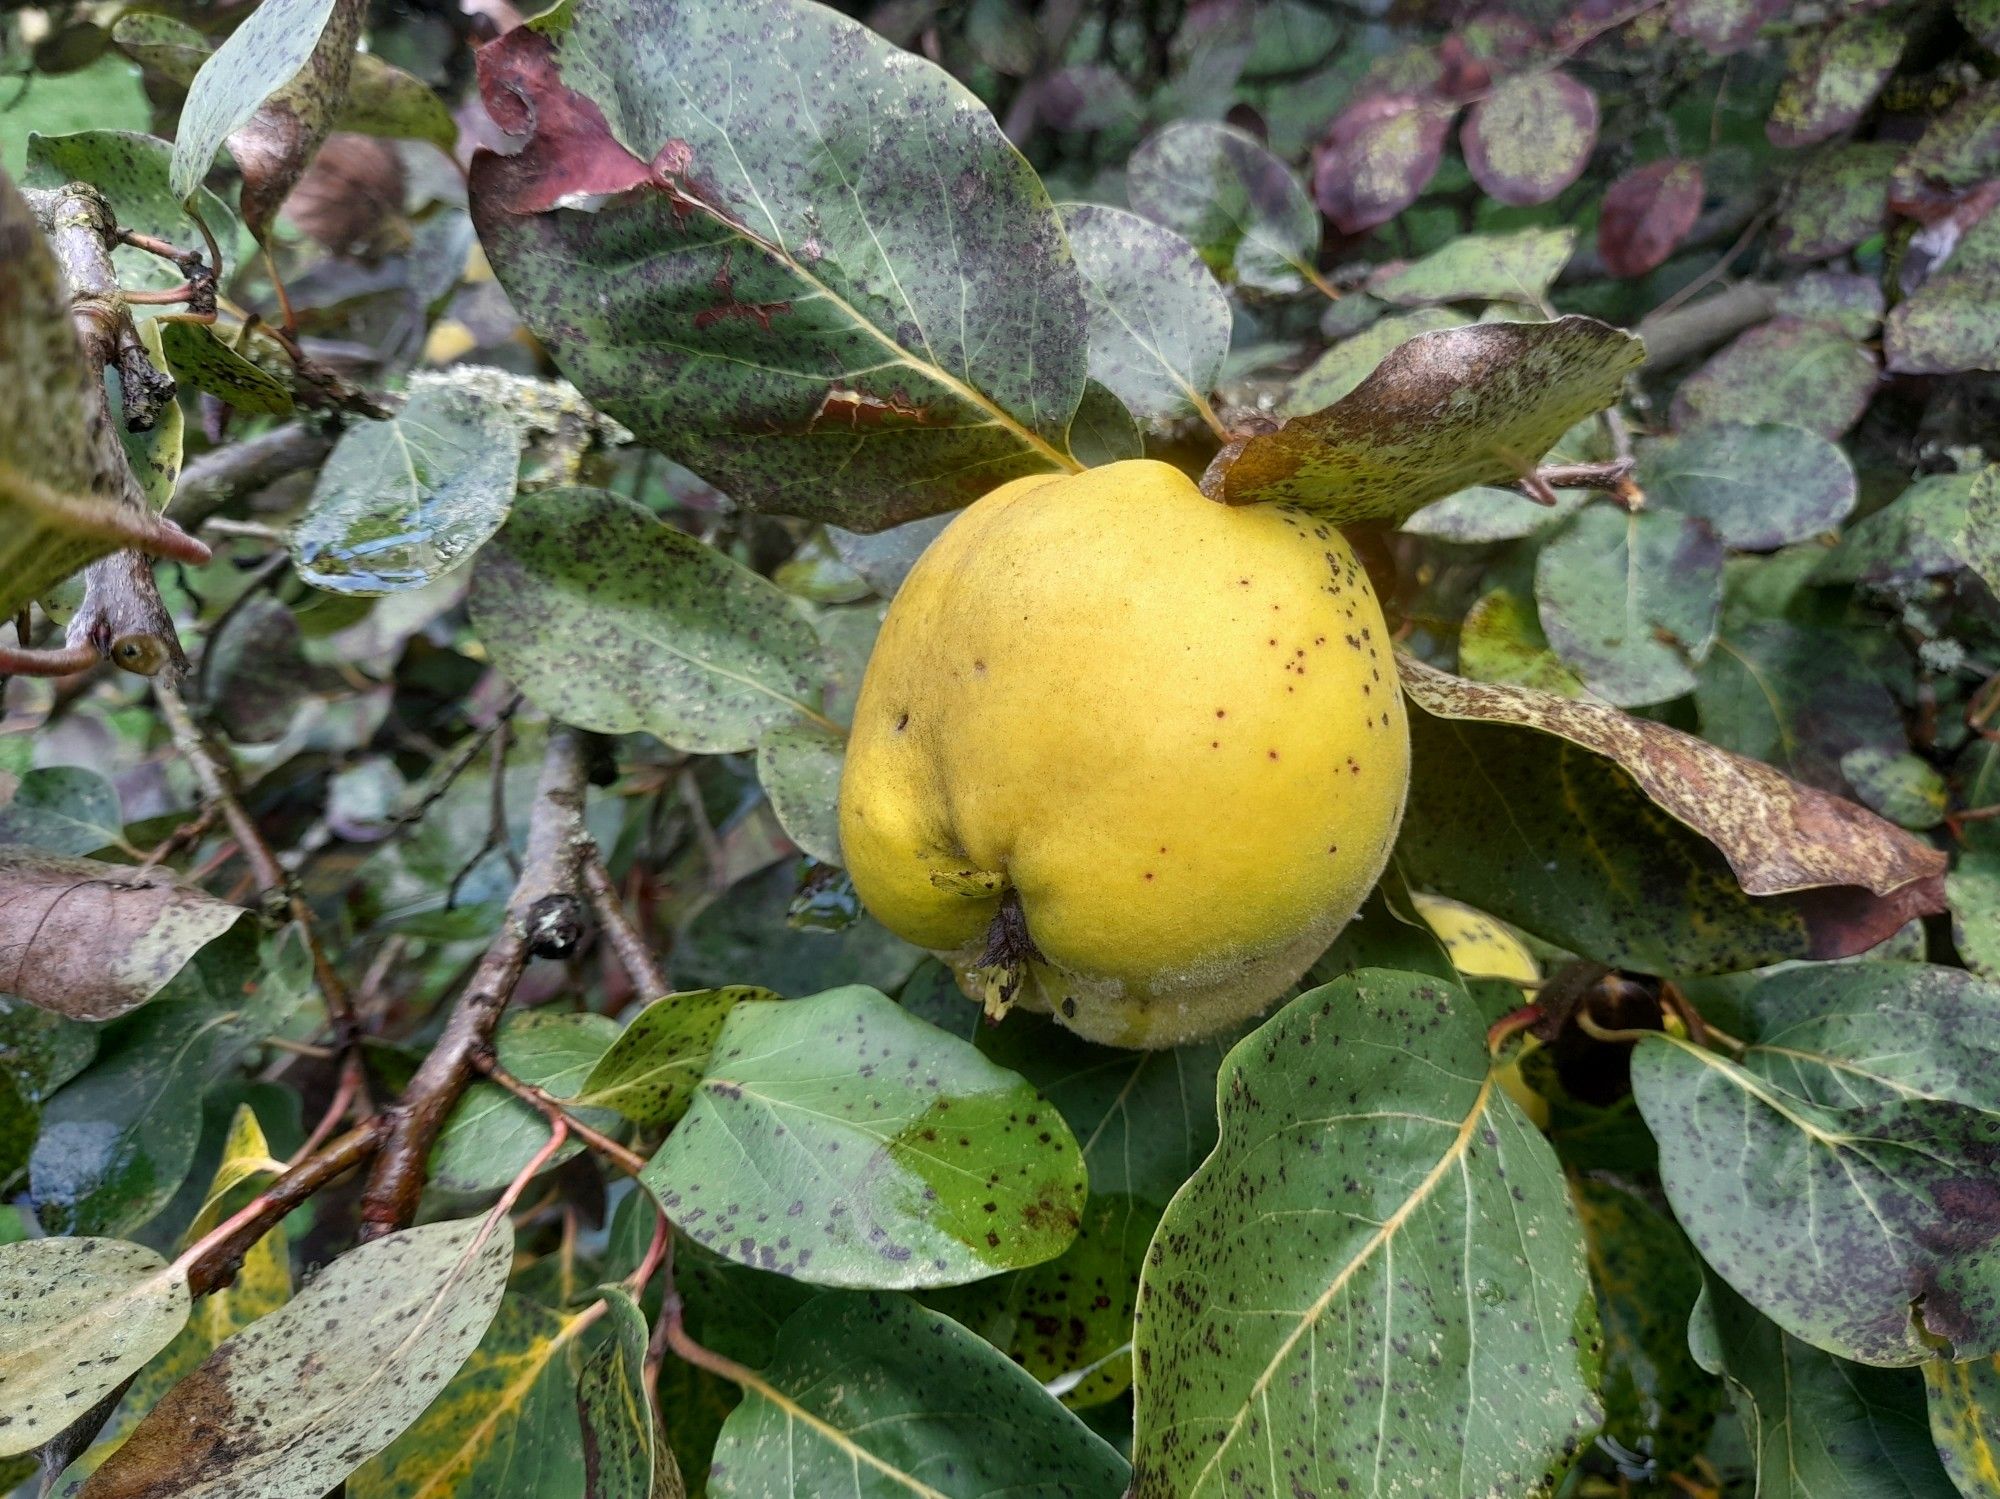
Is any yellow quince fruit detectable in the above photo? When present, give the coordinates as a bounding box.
[838,459,1409,1048]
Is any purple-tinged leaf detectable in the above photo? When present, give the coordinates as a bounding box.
[1312,93,1454,235]
[1597,158,1704,278]
[1462,70,1598,207]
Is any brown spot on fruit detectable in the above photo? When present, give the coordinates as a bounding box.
[895,712,909,731]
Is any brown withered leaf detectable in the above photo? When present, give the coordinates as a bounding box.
[1210,316,1642,522]
[0,847,245,1021]
[227,0,365,236]
[1396,657,1947,973]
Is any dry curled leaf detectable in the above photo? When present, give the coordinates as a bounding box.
[0,847,246,1021]
[1398,656,1945,903]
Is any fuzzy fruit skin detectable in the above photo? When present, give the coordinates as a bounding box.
[838,459,1409,1048]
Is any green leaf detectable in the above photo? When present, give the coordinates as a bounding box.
[0,996,95,1188]
[1952,846,2000,983]
[755,721,845,866]
[1402,482,1589,543]
[576,1285,682,1499]
[1126,121,1321,293]
[1396,656,1948,974]
[1070,374,1159,468]
[23,130,244,292]
[157,320,294,415]
[1535,504,1723,707]
[1925,1354,2000,1497]
[80,1215,513,1499]
[1574,1177,1724,1475]
[1842,747,1949,831]
[1691,1274,1957,1497]
[0,1237,190,1457]
[0,169,205,616]
[1767,9,1906,148]
[1058,203,1230,425]
[1817,468,1997,585]
[642,985,1086,1289]
[349,1293,593,1498]
[1776,270,1885,340]
[1457,587,1591,696]
[468,0,1086,530]
[1640,422,1857,551]
[828,517,949,600]
[1957,467,2000,596]
[30,924,308,1236]
[579,988,778,1130]
[1370,227,1576,306]
[0,847,245,1021]
[1672,318,1879,441]
[1217,317,1643,521]
[115,317,183,510]
[1633,962,2000,1365]
[1695,621,1905,794]
[341,54,458,152]
[292,378,524,594]
[469,487,830,754]
[1772,142,1898,262]
[167,0,344,204]
[708,1291,1129,1497]
[1281,308,1463,418]
[1129,969,1602,1498]
[109,13,210,83]
[430,1011,620,1194]
[0,766,123,854]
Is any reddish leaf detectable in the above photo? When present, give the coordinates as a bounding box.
[1668,0,1787,54]
[1312,93,1455,235]
[1462,70,1598,207]
[1597,158,1704,277]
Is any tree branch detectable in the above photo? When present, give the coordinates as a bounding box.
[24,181,195,679]
[178,1117,387,1296]
[165,421,335,530]
[356,726,594,1239]
[1636,280,1782,370]
[583,851,668,1001]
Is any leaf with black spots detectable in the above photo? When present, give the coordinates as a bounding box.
[755,722,845,866]
[1396,656,1948,973]
[0,1237,189,1456]
[574,1286,682,1499]
[77,1215,513,1499]
[1773,143,1898,262]
[348,1293,595,1498]
[24,130,244,293]
[580,989,779,1131]
[468,487,830,755]
[708,1291,1128,1497]
[1635,963,2000,1365]
[0,767,124,855]
[1214,316,1642,520]
[1670,0,1787,54]
[1925,1353,2000,1496]
[641,985,1086,1289]
[1129,969,1602,1499]
[468,0,1087,531]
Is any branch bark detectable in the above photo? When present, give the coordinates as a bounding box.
[24,182,195,679]
[1637,281,1783,370]
[583,851,668,1001]
[356,726,594,1239]
[166,421,334,530]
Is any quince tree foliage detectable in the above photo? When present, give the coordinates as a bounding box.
[1,0,1997,1495]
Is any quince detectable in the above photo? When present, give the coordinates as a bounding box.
[838,459,1409,1048]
